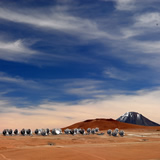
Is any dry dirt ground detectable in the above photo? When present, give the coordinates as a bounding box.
[0,130,159,160]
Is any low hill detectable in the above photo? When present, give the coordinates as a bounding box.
[62,118,160,131]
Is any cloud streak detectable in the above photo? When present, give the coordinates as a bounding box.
[1,2,160,68]
[0,37,94,65]
[0,39,38,62]
[103,67,133,81]
[0,72,39,89]
[104,0,159,11]
[0,72,109,104]
[0,6,116,41]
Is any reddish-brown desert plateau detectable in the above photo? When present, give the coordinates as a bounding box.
[0,119,160,160]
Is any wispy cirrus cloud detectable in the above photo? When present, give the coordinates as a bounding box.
[0,38,41,63]
[121,12,160,39]
[0,39,35,54]
[103,0,159,11]
[134,12,160,29]
[0,4,119,64]
[0,6,116,41]
[0,37,95,65]
[0,72,108,103]
[65,79,105,97]
[107,10,160,68]
[103,67,133,81]
[0,72,39,89]
[130,41,160,54]
[1,2,160,68]
[103,0,137,11]
[114,0,136,11]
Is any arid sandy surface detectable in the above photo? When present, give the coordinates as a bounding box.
[0,129,159,160]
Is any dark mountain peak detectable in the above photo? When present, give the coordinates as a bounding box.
[117,111,160,126]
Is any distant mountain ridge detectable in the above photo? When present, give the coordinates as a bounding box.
[62,118,160,131]
[116,112,160,126]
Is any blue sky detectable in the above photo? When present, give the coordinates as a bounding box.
[0,0,160,129]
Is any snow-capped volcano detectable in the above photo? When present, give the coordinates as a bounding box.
[117,112,160,126]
